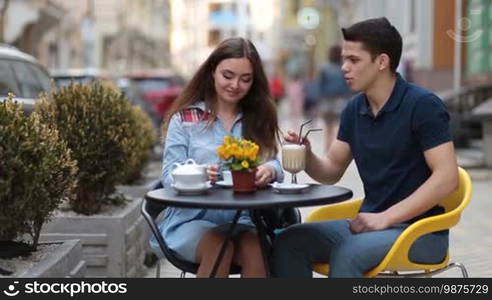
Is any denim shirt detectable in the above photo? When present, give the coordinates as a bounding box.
[157,101,284,243]
[161,101,284,187]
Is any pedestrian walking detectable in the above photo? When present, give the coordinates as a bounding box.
[317,45,351,149]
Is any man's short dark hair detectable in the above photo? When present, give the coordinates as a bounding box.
[341,17,402,73]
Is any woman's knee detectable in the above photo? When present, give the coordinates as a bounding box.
[235,232,263,264]
[196,231,235,262]
[237,231,261,250]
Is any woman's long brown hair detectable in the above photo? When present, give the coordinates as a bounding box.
[164,37,280,159]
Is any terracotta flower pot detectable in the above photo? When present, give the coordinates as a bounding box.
[231,169,257,193]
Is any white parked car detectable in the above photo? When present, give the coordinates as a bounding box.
[0,44,51,114]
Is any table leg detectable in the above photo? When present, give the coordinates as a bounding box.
[251,210,272,278]
[210,209,242,278]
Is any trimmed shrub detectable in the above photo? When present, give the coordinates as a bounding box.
[35,84,155,215]
[124,106,157,184]
[0,95,77,249]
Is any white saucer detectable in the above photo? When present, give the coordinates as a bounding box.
[270,182,310,194]
[172,182,213,195]
[215,181,233,188]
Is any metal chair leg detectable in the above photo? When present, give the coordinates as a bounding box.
[449,262,469,278]
[378,262,469,278]
[156,259,161,278]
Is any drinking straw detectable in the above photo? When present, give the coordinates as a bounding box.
[301,128,322,143]
[298,119,313,144]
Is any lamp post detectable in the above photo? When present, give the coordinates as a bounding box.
[81,0,95,68]
[297,7,320,80]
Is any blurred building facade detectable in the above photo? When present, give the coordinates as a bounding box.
[99,0,171,73]
[169,0,281,78]
[347,0,446,91]
[344,0,492,92]
[0,0,64,59]
[278,0,341,80]
[465,0,491,85]
[0,0,171,74]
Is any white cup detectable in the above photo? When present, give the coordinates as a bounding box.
[222,170,233,185]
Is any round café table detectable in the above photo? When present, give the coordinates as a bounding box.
[145,184,353,277]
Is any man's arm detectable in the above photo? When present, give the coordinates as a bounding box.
[284,130,353,184]
[305,138,353,184]
[350,141,459,233]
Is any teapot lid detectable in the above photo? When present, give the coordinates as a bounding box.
[172,159,205,175]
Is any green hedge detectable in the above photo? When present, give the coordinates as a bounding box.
[36,84,156,215]
[0,95,77,248]
[124,106,157,184]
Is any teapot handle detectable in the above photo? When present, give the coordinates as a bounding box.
[171,159,196,170]
[184,158,196,165]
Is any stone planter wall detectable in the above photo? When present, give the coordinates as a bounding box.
[40,197,150,277]
[15,240,85,278]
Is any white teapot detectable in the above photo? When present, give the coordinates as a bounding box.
[171,159,208,189]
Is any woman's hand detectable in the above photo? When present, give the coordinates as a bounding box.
[207,164,220,183]
[255,164,276,187]
[284,130,312,153]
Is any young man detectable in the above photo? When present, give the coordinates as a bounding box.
[272,17,458,277]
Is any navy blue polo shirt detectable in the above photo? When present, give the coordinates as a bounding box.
[338,74,452,223]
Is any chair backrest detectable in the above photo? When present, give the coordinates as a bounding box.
[141,197,202,274]
[439,167,472,214]
[141,180,202,274]
[364,167,473,276]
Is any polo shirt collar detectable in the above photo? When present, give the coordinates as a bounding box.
[359,73,408,115]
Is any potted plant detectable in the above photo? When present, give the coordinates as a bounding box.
[0,95,83,277]
[36,83,157,277]
[217,136,260,193]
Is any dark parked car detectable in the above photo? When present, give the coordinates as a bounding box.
[0,44,51,113]
[51,68,117,89]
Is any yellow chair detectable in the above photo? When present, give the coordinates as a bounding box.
[306,167,472,278]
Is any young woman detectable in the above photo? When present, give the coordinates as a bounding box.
[152,37,284,277]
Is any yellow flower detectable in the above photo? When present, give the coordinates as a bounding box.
[237,149,245,160]
[223,149,231,160]
[217,137,260,170]
[241,160,249,169]
[217,146,225,159]
[249,151,257,161]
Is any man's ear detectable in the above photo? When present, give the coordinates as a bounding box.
[378,54,390,71]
